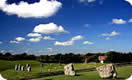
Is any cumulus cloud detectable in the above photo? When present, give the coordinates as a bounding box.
[105,37,110,40]
[10,40,19,44]
[0,0,62,18]
[16,37,25,41]
[47,48,53,52]
[0,50,5,53]
[29,37,42,42]
[43,36,55,40]
[55,41,73,46]
[112,19,126,24]
[84,24,89,27]
[87,0,96,3]
[79,0,96,3]
[0,41,3,44]
[101,31,120,37]
[33,23,68,34]
[125,0,132,6]
[10,37,25,43]
[83,41,94,45]
[128,19,132,22]
[71,35,83,41]
[55,35,83,46]
[27,33,41,37]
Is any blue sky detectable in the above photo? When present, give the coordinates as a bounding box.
[0,0,132,55]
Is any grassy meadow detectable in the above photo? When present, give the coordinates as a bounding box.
[0,60,131,80]
[33,65,132,80]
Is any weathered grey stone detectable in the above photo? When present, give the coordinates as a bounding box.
[21,66,25,71]
[48,69,51,72]
[26,64,29,68]
[0,74,6,80]
[64,63,76,76]
[18,64,21,71]
[15,64,18,71]
[126,75,132,80]
[27,66,31,72]
[96,64,117,78]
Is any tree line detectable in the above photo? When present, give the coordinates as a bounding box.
[0,51,132,63]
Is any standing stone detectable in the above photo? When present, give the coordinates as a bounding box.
[27,66,31,72]
[15,64,18,71]
[21,66,25,71]
[48,69,51,72]
[0,74,6,80]
[18,64,21,71]
[40,63,44,73]
[96,64,117,78]
[26,64,29,68]
[64,63,76,76]
[126,75,132,80]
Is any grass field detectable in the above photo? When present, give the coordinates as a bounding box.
[0,60,132,80]
[33,65,132,80]
[0,60,103,80]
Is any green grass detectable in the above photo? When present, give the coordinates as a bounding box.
[33,65,132,80]
[0,60,65,80]
[0,60,103,80]
[0,60,132,80]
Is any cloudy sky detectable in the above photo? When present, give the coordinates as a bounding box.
[0,0,132,55]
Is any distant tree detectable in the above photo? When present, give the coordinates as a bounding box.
[4,52,12,60]
[4,52,12,57]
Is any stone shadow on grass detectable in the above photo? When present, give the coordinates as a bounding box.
[116,77,126,80]
[45,79,52,80]
[98,77,126,80]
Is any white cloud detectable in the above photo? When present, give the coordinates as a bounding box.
[29,37,42,42]
[55,40,73,46]
[43,36,55,40]
[0,50,5,53]
[16,37,25,41]
[125,0,132,6]
[83,41,94,45]
[10,37,25,44]
[128,19,132,22]
[112,19,126,24]
[101,31,120,37]
[0,41,3,44]
[88,0,96,3]
[47,48,53,52]
[33,23,68,34]
[71,35,83,41]
[79,0,96,3]
[10,40,19,44]
[84,24,89,27]
[27,33,41,37]
[55,35,83,46]
[0,0,62,18]
[105,37,110,40]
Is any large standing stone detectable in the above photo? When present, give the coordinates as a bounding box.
[15,64,18,71]
[27,66,31,72]
[96,64,117,78]
[26,64,29,68]
[64,63,76,76]
[0,74,6,80]
[21,66,25,71]
[126,75,132,80]
[18,64,21,71]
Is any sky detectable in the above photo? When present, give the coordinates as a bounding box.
[0,0,132,55]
